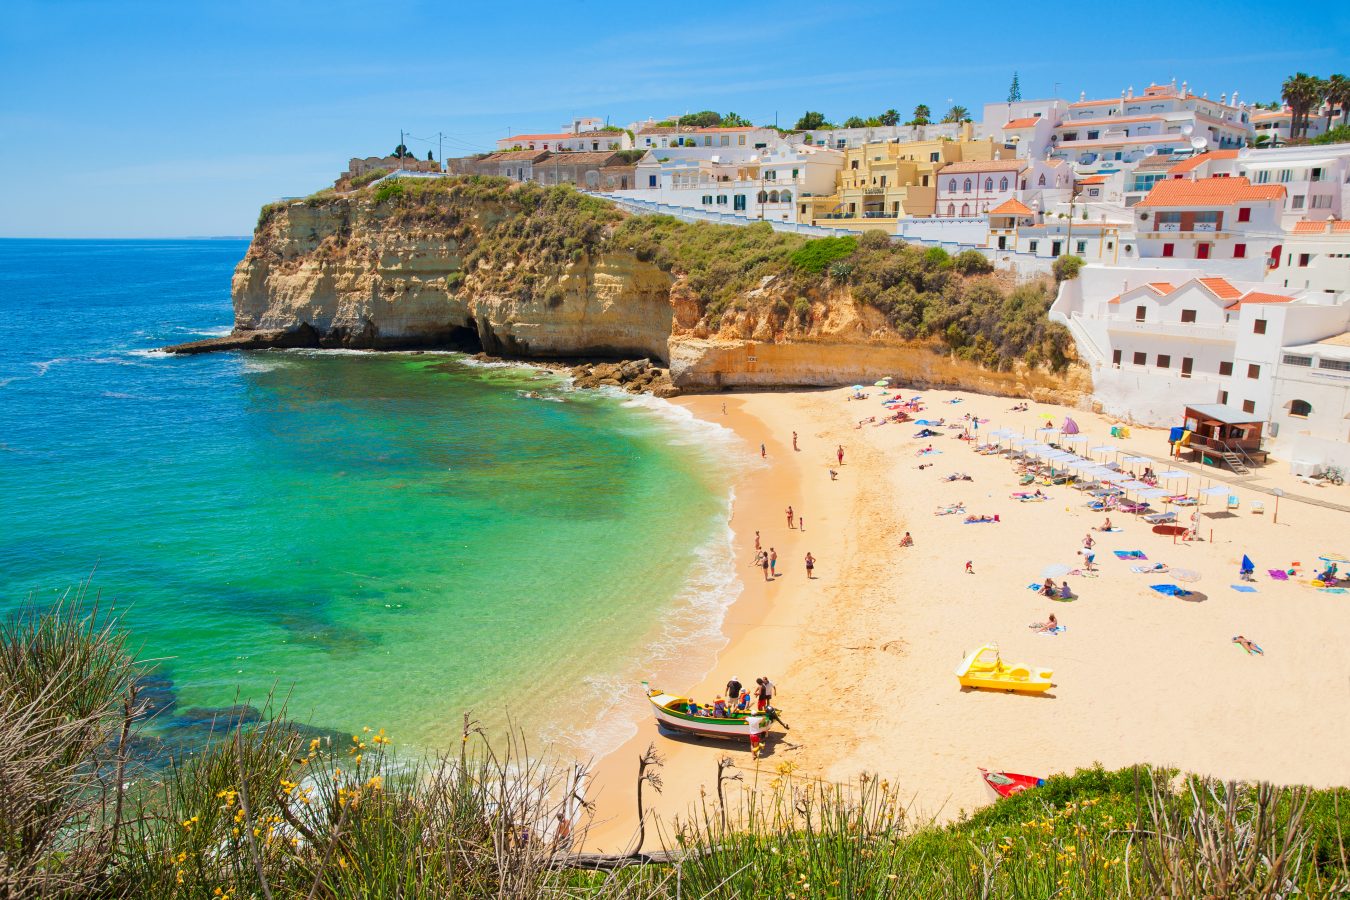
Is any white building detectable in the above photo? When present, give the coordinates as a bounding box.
[1269,332,1350,471]
[1250,107,1334,146]
[1129,176,1285,270]
[980,98,1070,158]
[1052,82,1254,168]
[1051,263,1350,429]
[1268,220,1350,296]
[633,124,779,151]
[618,143,843,221]
[791,121,971,151]
[496,125,631,152]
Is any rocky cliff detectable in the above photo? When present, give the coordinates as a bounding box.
[170,178,1088,404]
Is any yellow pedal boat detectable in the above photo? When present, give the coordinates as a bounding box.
[955,644,1053,693]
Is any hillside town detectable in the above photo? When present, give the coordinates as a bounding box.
[345,74,1350,476]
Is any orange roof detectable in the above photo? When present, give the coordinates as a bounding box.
[989,198,1033,216]
[1228,291,1295,309]
[1197,277,1242,300]
[1004,117,1040,129]
[1137,176,1286,208]
[1167,150,1239,175]
[1058,114,1165,128]
[1078,175,1108,185]
[1292,220,1328,234]
[1108,282,1173,303]
[938,158,1026,174]
[506,133,579,142]
[1069,98,1123,108]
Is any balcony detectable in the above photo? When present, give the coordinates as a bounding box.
[1104,318,1233,342]
[862,187,885,195]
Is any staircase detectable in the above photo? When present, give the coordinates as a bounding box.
[1221,451,1250,475]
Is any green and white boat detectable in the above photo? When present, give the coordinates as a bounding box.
[644,683,781,743]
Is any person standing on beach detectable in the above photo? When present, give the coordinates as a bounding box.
[754,678,767,711]
[965,560,974,574]
[760,442,766,458]
[798,515,804,532]
[786,506,794,528]
[725,675,742,702]
[760,676,776,710]
[755,531,761,551]
[1083,533,1095,551]
[805,552,815,579]
[769,548,778,577]
[837,445,845,466]
[793,431,799,451]
[760,553,771,581]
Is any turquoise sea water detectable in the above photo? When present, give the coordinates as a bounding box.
[0,239,736,756]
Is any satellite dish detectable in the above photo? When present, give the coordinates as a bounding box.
[1181,124,1194,137]
[1143,145,1158,156]
[1190,136,1208,150]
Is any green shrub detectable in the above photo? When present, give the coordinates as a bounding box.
[1053,254,1085,281]
[348,168,390,190]
[373,179,405,203]
[952,249,993,275]
[923,246,952,268]
[788,236,858,273]
[793,296,812,324]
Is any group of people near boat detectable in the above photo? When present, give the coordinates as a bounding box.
[686,675,776,718]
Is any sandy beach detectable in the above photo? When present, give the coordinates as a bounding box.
[582,383,1350,851]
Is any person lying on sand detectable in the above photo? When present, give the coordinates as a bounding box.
[1232,635,1264,655]
[856,417,876,428]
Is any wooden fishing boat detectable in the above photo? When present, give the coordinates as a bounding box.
[979,768,1045,800]
[955,644,1053,693]
[644,684,779,743]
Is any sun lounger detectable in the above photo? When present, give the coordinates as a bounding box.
[1251,501,1265,514]
[1227,495,1240,510]
[1142,511,1176,524]
[1117,502,1152,514]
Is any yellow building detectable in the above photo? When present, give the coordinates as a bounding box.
[801,132,996,227]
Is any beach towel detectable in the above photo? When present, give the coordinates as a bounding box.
[1267,569,1289,581]
[1027,583,1044,591]
[1131,564,1167,574]
[1231,585,1258,593]
[1150,584,1192,597]
[1038,626,1066,636]
[1320,587,1349,594]
[1115,550,1148,560]
[1098,527,1123,533]
[1233,639,1264,655]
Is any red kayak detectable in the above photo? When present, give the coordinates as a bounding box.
[980,768,1044,799]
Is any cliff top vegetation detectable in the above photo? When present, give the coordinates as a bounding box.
[262,176,1073,372]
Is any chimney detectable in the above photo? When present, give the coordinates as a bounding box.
[1127,85,1134,99]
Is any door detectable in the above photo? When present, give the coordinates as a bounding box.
[1196,242,1210,260]
[1051,241,1062,257]
[733,195,746,211]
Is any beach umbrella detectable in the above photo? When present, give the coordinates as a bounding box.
[1063,434,1089,444]
[1036,426,1056,434]
[1090,444,1117,455]
[1041,563,1072,578]
[1138,488,1171,499]
[1061,417,1080,434]
[1198,486,1230,496]
[1123,455,1152,465]
[1157,470,1187,480]
[1318,552,1349,563]
[1171,567,1202,583]
[851,385,864,392]
[874,379,890,387]
[1240,555,1255,574]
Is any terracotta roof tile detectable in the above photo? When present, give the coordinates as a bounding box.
[1229,291,1295,309]
[506,133,579,142]
[1198,277,1242,300]
[481,150,550,162]
[1078,175,1108,185]
[1137,176,1286,208]
[1318,331,1350,347]
[1108,282,1172,304]
[1167,150,1239,175]
[1292,220,1329,234]
[989,198,1033,215]
[938,158,1026,174]
[1004,117,1041,128]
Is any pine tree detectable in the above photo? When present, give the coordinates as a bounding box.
[1008,72,1022,103]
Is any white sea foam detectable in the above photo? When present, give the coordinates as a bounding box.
[125,348,170,360]
[180,324,233,337]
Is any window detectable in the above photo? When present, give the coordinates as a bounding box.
[1038,174,1046,186]
[984,177,993,191]
[947,203,955,216]
[1247,363,1260,379]
[757,190,768,203]
[1233,243,1246,258]
[791,168,799,179]
[1135,305,1146,322]
[1076,240,1087,254]
[1319,358,1350,372]
[1133,351,1147,365]
[961,203,970,216]
[1087,130,1099,139]
[1282,354,1312,366]
[963,178,973,192]
[1219,390,1229,404]
[1254,170,1270,184]
[648,175,657,187]
[1312,195,1333,209]
[1180,309,1197,323]
[1289,399,1312,418]
[1291,195,1305,209]
[1237,207,1251,222]
[1162,243,1175,257]
[715,195,727,205]
[1242,399,1256,414]
[738,136,746,146]
[1063,132,1078,141]
[1029,240,1038,252]
[1278,169,1292,183]
[702,195,713,205]
[1196,243,1210,260]
[1298,253,1311,267]
[733,195,746,211]
[1253,319,1267,335]
[851,160,859,170]
[1219,361,1234,376]
[1156,354,1171,368]
[1112,349,1122,366]
[999,177,1008,191]
[1181,357,1193,376]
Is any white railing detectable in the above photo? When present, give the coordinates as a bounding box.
[1104,318,1233,341]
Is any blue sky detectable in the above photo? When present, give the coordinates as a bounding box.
[2,0,1346,237]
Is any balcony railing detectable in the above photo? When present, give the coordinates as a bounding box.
[1105,319,1233,341]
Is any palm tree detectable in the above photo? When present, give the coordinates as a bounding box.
[1326,74,1350,128]
[912,104,931,125]
[942,105,970,124]
[1282,73,1324,140]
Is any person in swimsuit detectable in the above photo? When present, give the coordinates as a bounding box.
[804,552,815,579]
[769,548,778,577]
[760,553,771,581]
[786,506,794,529]
[837,445,845,465]
[900,531,913,547]
[792,431,798,451]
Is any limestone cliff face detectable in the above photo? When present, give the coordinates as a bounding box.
[219,191,1086,404]
[233,195,675,359]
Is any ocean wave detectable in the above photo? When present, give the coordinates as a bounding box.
[181,324,233,337]
[125,348,170,360]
